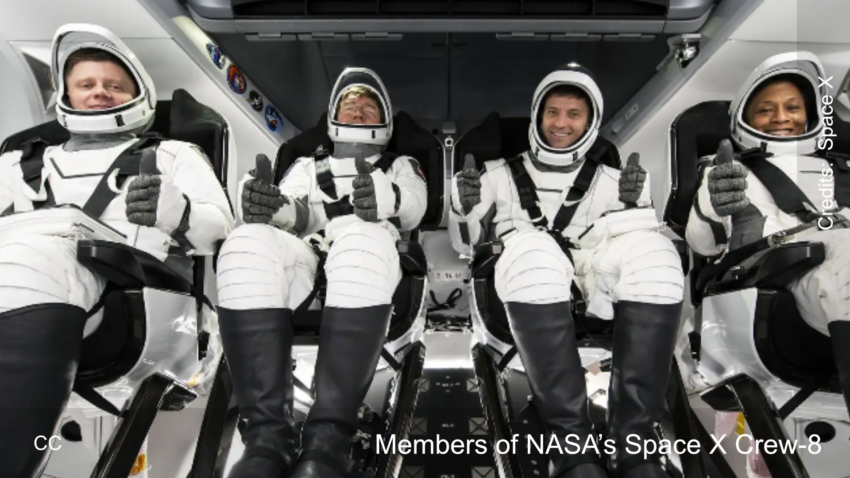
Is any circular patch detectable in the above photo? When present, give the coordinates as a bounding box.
[205,43,226,69]
[265,105,284,132]
[248,90,264,112]
[227,65,247,94]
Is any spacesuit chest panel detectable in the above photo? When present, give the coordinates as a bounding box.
[41,144,135,213]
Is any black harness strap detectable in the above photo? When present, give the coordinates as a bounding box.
[313,151,402,228]
[552,159,599,233]
[505,155,547,229]
[736,147,815,223]
[81,135,164,219]
[503,153,601,313]
[301,151,405,310]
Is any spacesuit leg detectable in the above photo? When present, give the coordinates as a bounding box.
[588,230,684,478]
[495,230,609,478]
[0,235,105,478]
[786,228,850,414]
[291,222,401,478]
[215,224,319,478]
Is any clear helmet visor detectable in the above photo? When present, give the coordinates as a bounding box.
[328,68,391,128]
[52,25,153,115]
[731,52,826,148]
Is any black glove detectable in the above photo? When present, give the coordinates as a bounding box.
[242,154,287,224]
[618,152,646,207]
[708,139,750,217]
[352,157,379,222]
[126,148,189,235]
[456,154,481,215]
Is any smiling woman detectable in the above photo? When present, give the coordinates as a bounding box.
[743,74,809,137]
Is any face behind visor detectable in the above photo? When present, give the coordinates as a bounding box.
[528,63,603,167]
[52,23,156,135]
[327,68,393,146]
[730,51,827,156]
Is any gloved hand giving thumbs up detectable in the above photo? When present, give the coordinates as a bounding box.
[352,157,379,222]
[242,154,288,224]
[126,148,189,235]
[708,139,750,217]
[618,152,646,207]
[456,154,481,215]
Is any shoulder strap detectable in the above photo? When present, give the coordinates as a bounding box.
[313,147,354,221]
[505,154,601,233]
[736,147,813,222]
[505,154,547,229]
[373,152,398,173]
[81,135,164,219]
[551,158,599,233]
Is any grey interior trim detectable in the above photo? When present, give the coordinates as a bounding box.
[663,7,714,34]
[667,0,718,19]
[600,0,765,147]
[184,0,233,19]
[189,12,705,35]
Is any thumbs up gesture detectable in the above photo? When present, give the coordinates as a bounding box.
[242,154,287,224]
[618,152,646,206]
[456,153,482,215]
[352,157,379,222]
[126,148,189,234]
[708,139,750,217]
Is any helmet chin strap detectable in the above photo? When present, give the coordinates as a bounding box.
[332,141,384,161]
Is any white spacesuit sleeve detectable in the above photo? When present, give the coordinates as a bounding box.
[685,162,729,257]
[448,167,496,256]
[388,156,428,232]
[273,157,313,234]
[169,145,235,255]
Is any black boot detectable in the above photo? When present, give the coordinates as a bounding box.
[606,301,683,478]
[505,302,609,478]
[291,305,393,478]
[0,303,88,478]
[218,307,297,478]
[829,321,850,415]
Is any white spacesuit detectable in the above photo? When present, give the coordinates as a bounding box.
[685,51,850,413]
[0,24,234,477]
[450,63,684,478]
[215,68,427,478]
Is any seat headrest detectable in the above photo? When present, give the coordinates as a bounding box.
[272,111,444,229]
[454,112,621,173]
[663,101,732,238]
[167,89,229,180]
[0,89,228,180]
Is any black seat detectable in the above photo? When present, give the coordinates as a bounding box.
[273,111,435,345]
[0,89,231,476]
[454,112,622,345]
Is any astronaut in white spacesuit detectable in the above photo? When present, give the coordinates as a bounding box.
[0,24,234,477]
[450,63,685,478]
[215,67,427,478]
[686,51,850,414]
